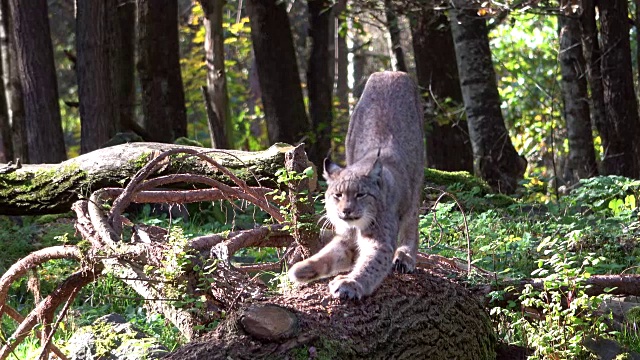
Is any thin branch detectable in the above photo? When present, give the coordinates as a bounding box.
[0,266,102,360]
[3,306,68,360]
[0,246,81,316]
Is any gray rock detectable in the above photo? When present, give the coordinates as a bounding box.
[65,313,168,360]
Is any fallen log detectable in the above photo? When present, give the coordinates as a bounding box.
[0,142,296,215]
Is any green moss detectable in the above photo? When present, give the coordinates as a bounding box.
[424,168,491,193]
[423,168,515,211]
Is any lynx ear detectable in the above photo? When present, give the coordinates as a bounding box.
[323,157,343,182]
[368,158,383,183]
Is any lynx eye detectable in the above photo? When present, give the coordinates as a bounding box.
[355,193,367,199]
[332,193,343,200]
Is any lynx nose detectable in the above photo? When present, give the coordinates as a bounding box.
[339,208,358,220]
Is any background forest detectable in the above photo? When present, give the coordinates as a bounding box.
[3,0,640,359]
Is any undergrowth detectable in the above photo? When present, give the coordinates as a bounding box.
[2,175,640,359]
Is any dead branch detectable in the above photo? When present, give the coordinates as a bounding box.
[476,274,640,308]
[3,306,68,360]
[0,266,102,360]
[0,246,82,316]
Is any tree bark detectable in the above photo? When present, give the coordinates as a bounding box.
[307,0,334,165]
[558,2,598,181]
[384,0,407,72]
[0,21,9,163]
[114,0,136,133]
[581,0,606,169]
[8,0,66,163]
[137,0,188,143]
[0,143,295,216]
[449,0,526,193]
[597,0,640,178]
[164,270,497,360]
[0,0,26,163]
[76,0,119,154]
[199,0,232,149]
[334,0,350,125]
[246,0,310,147]
[411,1,473,172]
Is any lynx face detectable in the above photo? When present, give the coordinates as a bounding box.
[324,159,381,234]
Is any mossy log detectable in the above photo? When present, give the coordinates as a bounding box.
[0,142,510,217]
[164,270,497,360]
[0,142,296,215]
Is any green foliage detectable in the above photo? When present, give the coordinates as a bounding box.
[491,12,565,184]
[420,176,640,358]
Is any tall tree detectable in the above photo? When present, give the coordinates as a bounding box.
[137,0,188,143]
[0,0,10,162]
[199,0,231,149]
[334,0,350,120]
[8,0,66,163]
[596,0,640,177]
[76,0,119,153]
[115,0,136,133]
[384,0,407,72]
[0,0,25,162]
[580,0,606,165]
[410,1,473,172]
[307,0,334,164]
[0,42,9,163]
[558,1,597,181]
[449,0,526,193]
[246,0,309,147]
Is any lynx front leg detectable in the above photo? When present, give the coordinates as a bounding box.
[329,221,397,300]
[288,230,357,283]
[394,207,420,273]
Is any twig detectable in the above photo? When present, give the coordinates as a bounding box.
[3,306,68,360]
[0,266,102,360]
[36,286,80,360]
[0,246,81,316]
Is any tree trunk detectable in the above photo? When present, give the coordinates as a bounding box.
[384,0,407,72]
[76,0,119,154]
[449,0,526,193]
[307,0,333,165]
[137,0,188,143]
[0,142,296,216]
[0,0,26,163]
[246,0,310,146]
[597,0,640,178]
[115,0,136,133]
[199,0,232,149]
[411,1,473,172]
[164,270,496,360]
[334,0,350,124]
[0,21,10,163]
[8,0,66,163]
[558,2,597,181]
[581,0,606,168]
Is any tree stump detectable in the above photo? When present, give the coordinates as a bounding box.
[165,269,496,359]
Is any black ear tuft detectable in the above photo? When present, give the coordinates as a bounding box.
[323,157,342,182]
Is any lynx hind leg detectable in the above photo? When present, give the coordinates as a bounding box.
[393,209,419,273]
[288,232,356,283]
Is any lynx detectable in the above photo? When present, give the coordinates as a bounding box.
[288,71,425,300]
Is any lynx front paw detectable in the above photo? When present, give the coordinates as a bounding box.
[328,275,364,300]
[393,248,416,274]
[288,260,321,283]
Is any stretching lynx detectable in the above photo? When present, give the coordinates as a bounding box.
[289,71,425,300]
